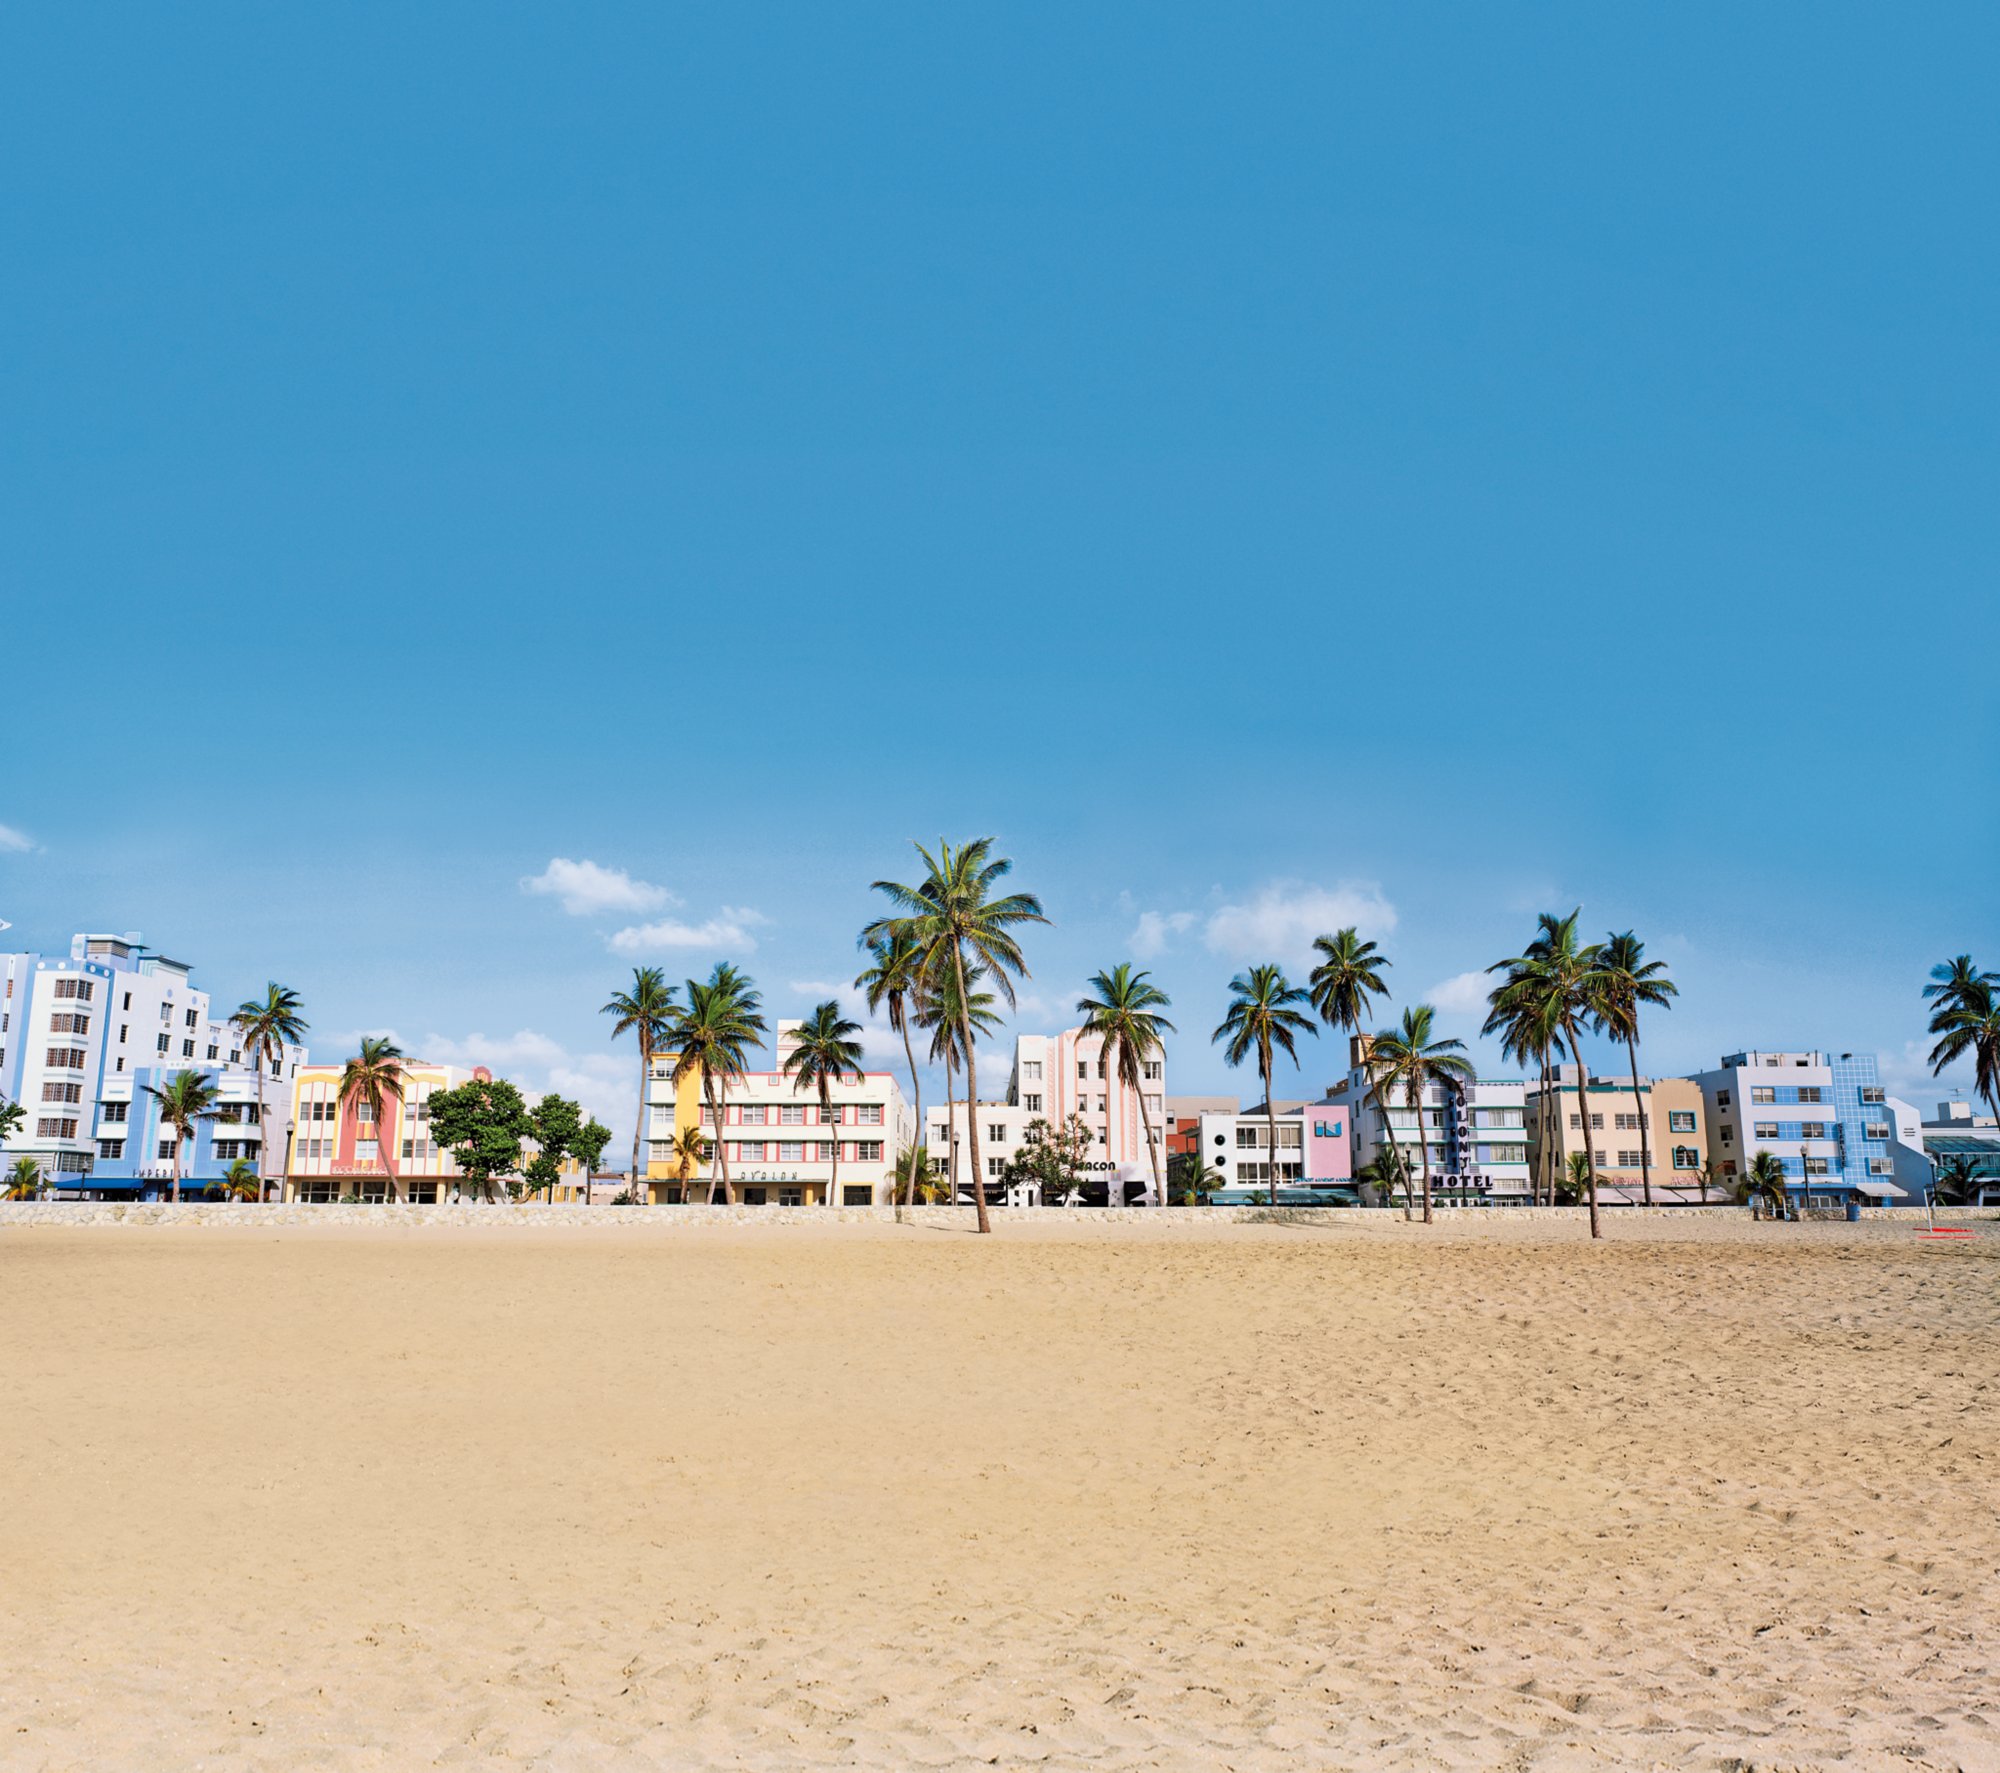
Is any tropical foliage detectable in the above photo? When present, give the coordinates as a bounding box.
[210,1158,262,1201]
[1925,955,2000,1123]
[782,999,866,1203]
[1591,932,1677,1206]
[143,1068,223,1203]
[602,967,677,1197]
[1366,1005,1473,1223]
[855,930,926,1205]
[426,1075,534,1201]
[1002,1113,1093,1202]
[865,838,1046,1234]
[339,1036,406,1179]
[1739,1149,1792,1217]
[229,981,308,1200]
[1212,965,1315,1207]
[0,1096,23,1146]
[668,963,768,1204]
[1075,964,1174,1204]
[5,1154,43,1200]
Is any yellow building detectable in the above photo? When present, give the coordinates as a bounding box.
[1524,1067,1713,1204]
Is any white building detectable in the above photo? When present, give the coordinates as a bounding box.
[1324,1036,1532,1205]
[2,933,307,1196]
[1885,1098,2000,1206]
[1688,1049,1912,1206]
[925,1025,1167,1203]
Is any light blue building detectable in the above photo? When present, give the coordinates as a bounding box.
[1689,1049,1918,1207]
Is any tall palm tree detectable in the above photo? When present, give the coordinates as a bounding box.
[602,967,678,1198]
[1928,975,2000,1124]
[667,963,767,1205]
[917,965,1001,1203]
[339,1036,406,1188]
[1932,1154,1979,1207]
[1075,964,1175,1206]
[1691,1159,1720,1205]
[1366,1006,1474,1224]
[5,1154,43,1200]
[229,982,308,1202]
[1591,932,1678,1207]
[143,1069,223,1204]
[1488,911,1611,1238]
[1740,1149,1791,1218]
[855,930,926,1206]
[782,999,866,1206]
[1482,973,1565,1208]
[1211,965,1315,1207]
[669,1123,708,1197]
[865,839,1047,1235]
[1307,927,1392,1055]
[1923,955,1997,1015]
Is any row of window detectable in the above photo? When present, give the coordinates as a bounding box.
[725,1141,885,1163]
[1569,1110,1699,1133]
[694,1103,887,1127]
[52,978,94,1001]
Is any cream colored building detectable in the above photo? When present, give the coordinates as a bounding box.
[1524,1066,1712,1202]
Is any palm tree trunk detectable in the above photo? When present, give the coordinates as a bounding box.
[1260,1036,1277,1208]
[1375,1071,1411,1221]
[632,1036,650,1204]
[1566,1027,1602,1239]
[1416,1084,1434,1224]
[171,1126,182,1204]
[953,943,992,1234]
[1137,1069,1163,1208]
[253,1058,268,1203]
[1627,1033,1652,1207]
[716,1074,735,1205]
[825,1086,839,1207]
[899,1012,921,1210]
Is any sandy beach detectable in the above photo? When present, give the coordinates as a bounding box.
[1,1215,1993,1771]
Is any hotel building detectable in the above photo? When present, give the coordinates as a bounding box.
[1324,1037,1533,1205]
[1,933,306,1196]
[1193,1100,1355,1194]
[925,1025,1167,1202]
[642,1018,914,1205]
[1523,1065,1712,1203]
[1688,1049,1918,1207]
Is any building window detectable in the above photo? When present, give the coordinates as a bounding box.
[738,1142,766,1162]
[1860,1086,1885,1105]
[45,1046,88,1069]
[1716,1090,1731,1108]
[98,1139,125,1160]
[215,1140,240,1160]
[779,1104,804,1126]
[988,1157,1005,1176]
[1589,1112,1603,1130]
[41,1081,83,1104]
[1751,1087,1775,1105]
[779,1142,804,1162]
[1864,1122,1890,1141]
[48,1012,91,1036]
[1800,1122,1827,1140]
[185,1009,198,1029]
[1797,1086,1823,1104]
[858,1103,883,1125]
[1668,1111,1695,1133]
[857,1140,883,1162]
[1719,1123,1734,1144]
[1617,1149,1642,1167]
[157,1138,176,1160]
[101,1100,128,1123]
[1485,1143,1526,1164]
[181,1039,195,1058]
[1022,1062,1041,1081]
[1142,1061,1162,1081]
[1868,1158,1893,1176]
[738,1105,764,1126]
[356,1139,378,1163]
[1803,1156,1830,1176]
[53,978,94,1001]
[987,1123,1007,1143]
[1672,1146,1698,1169]
[1568,1113,1582,1130]
[206,1045,218,1061]
[1754,1123,1779,1139]
[37,1117,80,1138]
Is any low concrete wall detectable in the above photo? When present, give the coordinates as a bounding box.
[1,1201,1993,1231]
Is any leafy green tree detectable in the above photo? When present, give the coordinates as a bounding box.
[782,999,866,1204]
[602,967,678,1197]
[144,1069,223,1204]
[5,1154,43,1200]
[1,1096,28,1145]
[855,929,926,1206]
[1591,931,1678,1206]
[1558,1150,1593,1205]
[1167,1147,1223,1205]
[667,963,768,1204]
[208,1158,262,1201]
[1483,961,1565,1207]
[1488,911,1612,1238]
[571,1117,612,1195]
[427,1075,534,1202]
[1002,1114,1093,1202]
[1075,964,1174,1205]
[1366,1006,1474,1224]
[1354,1148,1411,1213]
[526,1092,585,1201]
[1931,1154,1979,1206]
[1211,965,1315,1207]
[866,838,1048,1235]
[229,982,308,1200]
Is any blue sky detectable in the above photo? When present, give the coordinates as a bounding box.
[4,5,1994,1139]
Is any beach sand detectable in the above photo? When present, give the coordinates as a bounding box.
[1,1215,1993,1771]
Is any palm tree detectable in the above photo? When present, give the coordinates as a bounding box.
[5,1154,43,1200]
[1931,1154,1979,1207]
[602,967,678,1198]
[1212,965,1315,1208]
[1691,1159,1721,1205]
[1561,1150,1594,1205]
[917,965,1001,1203]
[1924,955,1997,1015]
[1075,964,1175,1206]
[782,999,866,1206]
[1482,976,1565,1208]
[865,839,1047,1235]
[339,1036,406,1189]
[1308,927,1392,1053]
[143,1069,223,1203]
[1366,1006,1474,1224]
[1591,932,1677,1207]
[1353,1149,1408,1211]
[1740,1149,1792,1218]
[891,1143,932,1204]
[1488,912,1611,1238]
[211,1158,262,1201]
[667,963,767,1205]
[855,930,926,1206]
[669,1123,708,1197]
[229,982,308,1201]
[1928,977,2000,1125]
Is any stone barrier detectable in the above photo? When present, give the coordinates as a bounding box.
[1,1201,1992,1230]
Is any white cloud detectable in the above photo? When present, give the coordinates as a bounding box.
[1427,970,1492,1017]
[607,907,768,955]
[0,823,36,853]
[522,857,673,918]
[1203,880,1398,964]
[1878,1036,1975,1110]
[1131,909,1196,958]
[788,980,851,999]
[422,1028,637,1137]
